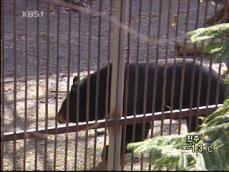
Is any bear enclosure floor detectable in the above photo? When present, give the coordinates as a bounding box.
[2,120,188,171]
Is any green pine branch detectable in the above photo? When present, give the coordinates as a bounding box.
[127,23,229,171]
[188,23,229,62]
[127,99,229,171]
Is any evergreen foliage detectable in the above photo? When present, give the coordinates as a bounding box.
[127,99,229,170]
[127,23,229,171]
[188,23,229,62]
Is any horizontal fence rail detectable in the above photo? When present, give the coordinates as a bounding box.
[2,104,221,142]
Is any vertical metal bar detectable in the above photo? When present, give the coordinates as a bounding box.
[212,0,219,105]
[159,0,167,137]
[225,2,229,76]
[44,1,50,170]
[213,0,219,23]
[223,2,229,74]
[164,0,172,135]
[23,0,28,170]
[130,0,142,170]
[215,61,222,106]
[151,0,162,136]
[74,4,82,172]
[223,2,228,78]
[107,0,127,170]
[84,1,93,170]
[113,17,122,170]
[187,0,201,132]
[178,0,190,134]
[1,0,5,170]
[54,1,60,170]
[111,0,124,169]
[35,0,40,170]
[93,0,102,168]
[103,0,112,164]
[216,0,228,106]
[168,0,181,136]
[205,0,218,115]
[215,1,225,107]
[205,55,213,112]
[64,1,72,170]
[110,4,126,169]
[206,1,224,113]
[121,0,132,170]
[140,0,153,170]
[161,0,171,136]
[149,0,163,170]
[195,0,209,130]
[13,0,17,170]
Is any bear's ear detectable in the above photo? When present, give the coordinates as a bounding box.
[73,76,79,84]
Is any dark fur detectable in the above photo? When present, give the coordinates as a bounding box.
[57,58,226,159]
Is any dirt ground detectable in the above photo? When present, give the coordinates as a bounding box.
[1,0,227,171]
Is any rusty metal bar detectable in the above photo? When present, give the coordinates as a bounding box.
[35,0,40,170]
[140,0,154,170]
[205,0,216,116]
[44,1,50,170]
[225,3,229,76]
[2,105,220,142]
[107,0,127,170]
[102,0,112,164]
[212,0,220,107]
[151,0,163,136]
[163,0,172,135]
[1,0,5,170]
[144,0,154,170]
[149,0,163,140]
[130,0,143,170]
[213,0,219,23]
[215,0,228,105]
[178,0,190,134]
[187,0,201,132]
[93,0,103,168]
[188,0,200,129]
[168,0,181,137]
[160,0,170,137]
[53,1,60,170]
[113,1,123,169]
[13,1,17,170]
[148,0,163,170]
[84,1,93,170]
[120,0,132,170]
[159,0,167,137]
[219,0,229,100]
[215,61,222,106]
[63,1,72,170]
[23,0,29,170]
[223,1,229,73]
[195,0,209,131]
[74,4,82,172]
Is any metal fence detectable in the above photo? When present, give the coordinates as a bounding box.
[1,0,228,171]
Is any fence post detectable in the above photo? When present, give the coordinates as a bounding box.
[107,0,127,170]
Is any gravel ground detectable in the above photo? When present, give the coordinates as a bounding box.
[3,120,188,171]
[1,0,227,171]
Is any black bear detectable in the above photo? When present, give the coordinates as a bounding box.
[57,58,226,161]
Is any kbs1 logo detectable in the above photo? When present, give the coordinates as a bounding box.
[22,10,44,18]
